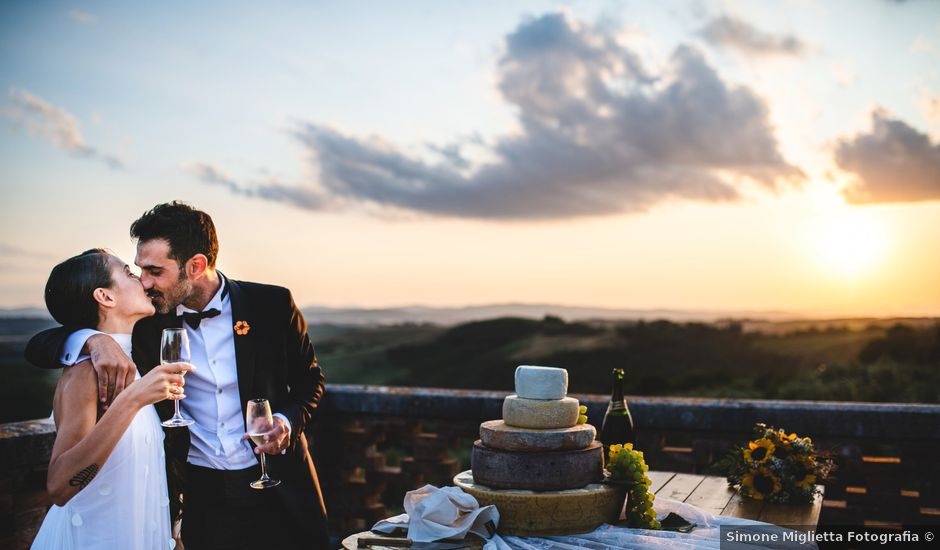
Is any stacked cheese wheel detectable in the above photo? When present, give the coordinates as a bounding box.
[471,366,602,490]
[455,366,624,536]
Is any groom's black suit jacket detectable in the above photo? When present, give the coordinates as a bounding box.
[26,278,328,545]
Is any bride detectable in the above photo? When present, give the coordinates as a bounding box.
[31,249,195,550]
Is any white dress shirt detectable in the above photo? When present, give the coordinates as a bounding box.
[60,274,289,470]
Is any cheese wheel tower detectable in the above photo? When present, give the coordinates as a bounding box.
[471,365,602,490]
[458,366,621,536]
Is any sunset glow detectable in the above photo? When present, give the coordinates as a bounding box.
[1,1,938,317]
[811,208,889,280]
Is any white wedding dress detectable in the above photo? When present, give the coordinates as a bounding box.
[31,334,175,550]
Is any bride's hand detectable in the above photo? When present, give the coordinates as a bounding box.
[124,363,196,407]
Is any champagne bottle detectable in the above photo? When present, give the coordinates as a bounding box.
[600,368,636,453]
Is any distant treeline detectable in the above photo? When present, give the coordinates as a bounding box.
[0,318,60,423]
[322,317,940,403]
[3,317,939,424]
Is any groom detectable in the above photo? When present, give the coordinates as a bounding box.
[26,201,329,550]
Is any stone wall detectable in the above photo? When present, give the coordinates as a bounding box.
[312,385,940,534]
[0,418,55,550]
[3,386,940,548]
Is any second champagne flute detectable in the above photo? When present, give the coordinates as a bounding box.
[160,328,194,428]
[246,398,281,489]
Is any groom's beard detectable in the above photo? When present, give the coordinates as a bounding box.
[148,292,171,314]
[148,274,192,314]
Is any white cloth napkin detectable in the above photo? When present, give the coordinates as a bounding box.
[371,485,499,543]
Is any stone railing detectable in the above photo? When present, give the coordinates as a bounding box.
[0,417,56,550]
[4,386,940,548]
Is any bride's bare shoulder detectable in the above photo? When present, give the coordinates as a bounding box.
[54,360,99,411]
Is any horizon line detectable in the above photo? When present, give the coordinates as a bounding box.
[2,302,938,321]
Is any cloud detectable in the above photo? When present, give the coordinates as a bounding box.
[182,162,327,210]
[273,14,799,220]
[2,88,122,169]
[836,111,940,204]
[0,242,57,262]
[68,9,97,24]
[832,63,857,87]
[699,15,807,56]
[923,95,940,122]
[910,36,936,54]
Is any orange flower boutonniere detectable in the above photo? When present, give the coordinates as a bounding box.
[234,320,251,335]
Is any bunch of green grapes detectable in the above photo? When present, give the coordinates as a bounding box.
[607,443,661,530]
[577,405,588,424]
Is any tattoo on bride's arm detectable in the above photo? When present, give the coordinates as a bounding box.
[68,464,100,488]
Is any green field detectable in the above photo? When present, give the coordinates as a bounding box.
[0,318,60,423]
[3,316,938,424]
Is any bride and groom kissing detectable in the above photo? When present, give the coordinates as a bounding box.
[27,201,330,550]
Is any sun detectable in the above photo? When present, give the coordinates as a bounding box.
[810,209,888,279]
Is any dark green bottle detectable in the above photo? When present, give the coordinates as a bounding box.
[600,368,636,451]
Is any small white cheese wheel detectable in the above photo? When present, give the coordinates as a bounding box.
[503,395,579,429]
[514,365,568,400]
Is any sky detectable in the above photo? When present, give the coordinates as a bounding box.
[1,0,939,317]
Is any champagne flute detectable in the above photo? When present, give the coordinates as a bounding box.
[246,398,281,489]
[160,328,194,428]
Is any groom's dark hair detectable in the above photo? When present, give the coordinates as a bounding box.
[130,201,219,269]
[45,248,113,329]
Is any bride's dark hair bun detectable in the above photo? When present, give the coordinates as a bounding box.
[44,249,113,329]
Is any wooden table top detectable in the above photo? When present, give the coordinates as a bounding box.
[648,470,824,528]
[342,471,824,549]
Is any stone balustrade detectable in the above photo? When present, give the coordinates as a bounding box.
[3,385,939,548]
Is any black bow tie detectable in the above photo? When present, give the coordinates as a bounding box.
[180,308,221,329]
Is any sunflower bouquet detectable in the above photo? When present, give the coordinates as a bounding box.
[718,423,833,504]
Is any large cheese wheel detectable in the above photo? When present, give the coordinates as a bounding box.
[454,470,625,537]
[514,365,568,400]
[479,420,596,452]
[503,395,579,429]
[471,440,603,490]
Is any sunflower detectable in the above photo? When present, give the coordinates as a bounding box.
[743,438,775,464]
[742,468,782,500]
[794,456,817,488]
[724,423,832,504]
[795,473,817,489]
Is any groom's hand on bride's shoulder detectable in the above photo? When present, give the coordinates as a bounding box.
[87,334,138,410]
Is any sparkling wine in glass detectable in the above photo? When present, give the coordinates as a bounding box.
[246,398,281,489]
[160,328,194,428]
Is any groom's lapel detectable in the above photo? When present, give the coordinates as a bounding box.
[161,310,183,330]
[135,312,182,420]
[227,278,257,414]
[133,312,181,373]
